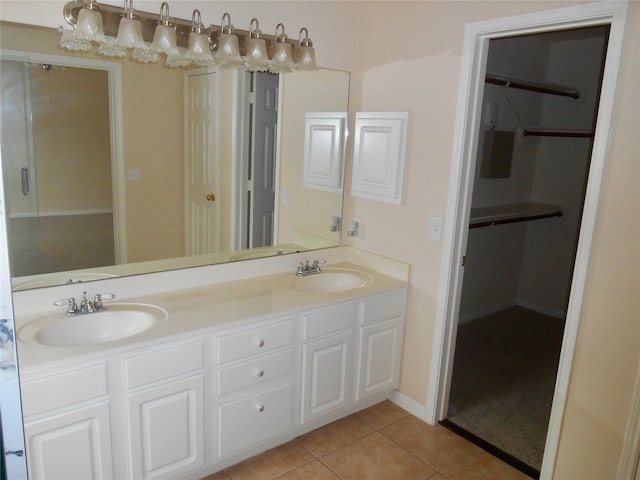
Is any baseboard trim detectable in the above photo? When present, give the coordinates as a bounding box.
[516,298,565,319]
[458,300,516,324]
[389,391,432,424]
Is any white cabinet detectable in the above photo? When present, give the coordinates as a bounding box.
[19,285,407,479]
[126,376,205,479]
[355,291,406,401]
[24,402,113,480]
[21,363,113,480]
[123,339,205,480]
[351,112,409,204]
[300,302,357,423]
[215,317,295,459]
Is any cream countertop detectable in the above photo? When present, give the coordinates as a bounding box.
[14,251,409,373]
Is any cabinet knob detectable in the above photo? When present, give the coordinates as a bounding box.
[257,339,265,348]
[256,369,265,378]
[257,404,265,413]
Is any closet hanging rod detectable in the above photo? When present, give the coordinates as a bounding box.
[485,72,581,99]
[523,129,594,138]
[469,210,563,229]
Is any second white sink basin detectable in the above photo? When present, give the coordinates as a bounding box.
[279,268,372,294]
[19,303,168,347]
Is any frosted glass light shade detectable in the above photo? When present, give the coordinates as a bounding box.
[115,17,145,49]
[166,47,191,68]
[270,42,293,73]
[216,33,243,68]
[245,37,270,72]
[97,39,128,58]
[185,32,214,66]
[296,45,317,70]
[150,24,179,56]
[74,6,105,43]
[59,28,92,52]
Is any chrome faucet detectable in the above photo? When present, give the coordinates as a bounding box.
[54,292,116,316]
[296,260,326,276]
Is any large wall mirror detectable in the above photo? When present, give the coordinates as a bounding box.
[0,21,349,291]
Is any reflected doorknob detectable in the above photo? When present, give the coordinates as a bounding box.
[206,193,216,202]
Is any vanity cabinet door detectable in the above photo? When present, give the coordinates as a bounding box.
[23,401,113,480]
[126,376,205,480]
[355,317,404,401]
[301,330,354,423]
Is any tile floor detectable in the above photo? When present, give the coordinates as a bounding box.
[202,400,531,480]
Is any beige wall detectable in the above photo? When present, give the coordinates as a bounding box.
[2,1,638,477]
[347,1,639,478]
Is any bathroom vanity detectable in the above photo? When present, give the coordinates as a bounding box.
[13,249,408,479]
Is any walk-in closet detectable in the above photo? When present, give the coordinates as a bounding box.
[445,24,610,478]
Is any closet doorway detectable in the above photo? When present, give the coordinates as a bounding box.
[443,25,610,478]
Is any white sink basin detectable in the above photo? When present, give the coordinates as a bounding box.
[279,268,372,294]
[19,303,168,347]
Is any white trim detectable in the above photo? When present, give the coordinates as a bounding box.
[389,390,429,422]
[618,365,640,479]
[8,209,113,219]
[426,2,629,479]
[0,49,126,264]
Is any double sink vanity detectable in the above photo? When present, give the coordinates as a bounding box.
[13,247,409,479]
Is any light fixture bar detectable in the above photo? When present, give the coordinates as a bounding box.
[62,0,298,54]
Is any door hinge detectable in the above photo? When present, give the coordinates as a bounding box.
[462,255,466,267]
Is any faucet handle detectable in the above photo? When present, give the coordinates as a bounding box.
[94,293,116,310]
[54,297,77,315]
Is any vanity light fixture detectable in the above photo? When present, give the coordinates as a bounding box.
[185,9,214,66]
[270,23,294,73]
[59,1,317,72]
[215,13,244,68]
[295,28,317,71]
[245,18,270,72]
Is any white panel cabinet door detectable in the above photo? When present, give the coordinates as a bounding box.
[301,330,353,423]
[351,112,409,204]
[24,402,113,480]
[303,112,347,192]
[356,317,404,401]
[127,376,205,480]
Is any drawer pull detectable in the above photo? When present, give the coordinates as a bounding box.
[256,369,265,378]
[257,339,265,348]
[257,404,265,413]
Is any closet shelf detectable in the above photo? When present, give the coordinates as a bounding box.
[485,72,581,99]
[469,202,563,229]
[523,128,594,138]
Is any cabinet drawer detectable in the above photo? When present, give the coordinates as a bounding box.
[217,383,293,457]
[217,318,293,364]
[125,340,203,389]
[21,363,108,417]
[217,349,293,396]
[360,290,406,324]
[302,302,357,340]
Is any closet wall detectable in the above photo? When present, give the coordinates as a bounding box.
[460,27,608,322]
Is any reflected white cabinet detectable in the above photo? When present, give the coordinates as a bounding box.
[303,112,347,192]
[23,402,113,480]
[351,112,409,204]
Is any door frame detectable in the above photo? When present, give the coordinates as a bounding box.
[425,2,629,478]
[0,49,125,264]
